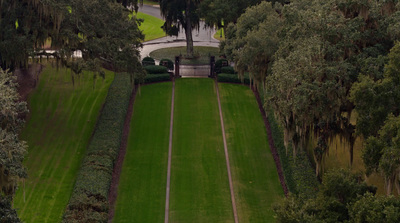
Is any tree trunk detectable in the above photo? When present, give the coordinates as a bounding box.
[185,1,194,58]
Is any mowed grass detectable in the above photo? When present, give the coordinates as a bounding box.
[13,65,114,222]
[136,12,165,41]
[219,83,284,222]
[114,82,172,222]
[169,78,234,222]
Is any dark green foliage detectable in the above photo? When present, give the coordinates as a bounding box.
[143,74,171,83]
[274,169,377,223]
[215,58,228,74]
[144,65,168,74]
[217,73,250,85]
[220,66,235,74]
[159,58,174,70]
[142,57,156,66]
[63,73,133,222]
[263,97,319,198]
[0,195,21,223]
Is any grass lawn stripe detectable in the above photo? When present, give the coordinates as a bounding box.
[164,80,175,223]
[114,82,172,222]
[215,81,239,223]
[219,83,284,222]
[169,78,233,223]
[13,67,114,223]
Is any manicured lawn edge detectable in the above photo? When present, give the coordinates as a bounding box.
[63,73,133,222]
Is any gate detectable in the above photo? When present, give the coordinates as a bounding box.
[174,56,216,78]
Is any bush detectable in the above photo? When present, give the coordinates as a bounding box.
[217,73,250,85]
[63,73,133,222]
[220,66,235,74]
[215,58,229,74]
[144,65,168,74]
[159,58,174,70]
[142,56,155,66]
[144,74,171,83]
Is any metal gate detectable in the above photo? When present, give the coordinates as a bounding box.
[179,65,211,77]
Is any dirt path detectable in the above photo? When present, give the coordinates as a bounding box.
[108,85,138,223]
[215,80,239,223]
[164,79,175,223]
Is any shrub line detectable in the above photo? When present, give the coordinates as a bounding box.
[107,85,139,222]
[252,88,289,196]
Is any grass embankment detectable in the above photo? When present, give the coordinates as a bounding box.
[114,82,172,222]
[219,83,284,222]
[13,66,114,222]
[170,78,233,222]
[150,46,220,65]
[136,12,165,41]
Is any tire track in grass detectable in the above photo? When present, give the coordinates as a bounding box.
[215,80,239,223]
[164,80,175,223]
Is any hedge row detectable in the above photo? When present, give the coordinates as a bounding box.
[262,90,319,198]
[63,73,133,222]
[143,73,171,84]
[144,65,168,74]
[217,73,250,85]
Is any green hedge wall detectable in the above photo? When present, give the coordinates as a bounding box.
[144,65,168,74]
[63,73,133,222]
[217,73,250,85]
[261,90,319,198]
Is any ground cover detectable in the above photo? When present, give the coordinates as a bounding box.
[143,0,159,5]
[149,46,220,65]
[219,83,284,222]
[113,82,172,222]
[136,12,165,41]
[169,78,233,222]
[13,65,114,222]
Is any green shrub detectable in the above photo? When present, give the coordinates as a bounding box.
[63,73,133,222]
[144,65,168,74]
[263,90,319,198]
[142,56,155,66]
[220,66,235,74]
[144,74,171,83]
[217,73,250,85]
[159,58,174,70]
[215,58,229,74]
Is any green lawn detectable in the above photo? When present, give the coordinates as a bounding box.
[136,12,165,41]
[114,82,172,222]
[13,65,114,222]
[219,83,284,222]
[169,78,233,222]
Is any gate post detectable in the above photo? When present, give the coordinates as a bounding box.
[209,56,215,78]
[175,56,180,78]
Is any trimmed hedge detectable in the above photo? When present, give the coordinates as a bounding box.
[217,73,250,85]
[144,65,168,74]
[143,74,171,83]
[262,90,319,198]
[142,57,155,66]
[220,66,235,74]
[215,58,229,74]
[63,73,133,222]
[159,58,174,70]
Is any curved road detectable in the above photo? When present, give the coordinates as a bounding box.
[138,4,220,58]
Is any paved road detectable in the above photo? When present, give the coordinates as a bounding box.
[139,4,220,59]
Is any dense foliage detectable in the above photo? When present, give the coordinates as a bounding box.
[159,58,174,70]
[223,0,400,179]
[0,0,145,79]
[0,69,26,222]
[144,65,168,74]
[63,73,132,222]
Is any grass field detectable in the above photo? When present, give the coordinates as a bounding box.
[114,82,172,222]
[13,65,114,222]
[136,12,165,41]
[219,83,284,222]
[169,78,233,222]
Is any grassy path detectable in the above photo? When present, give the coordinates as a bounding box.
[13,66,114,222]
[219,83,284,222]
[113,82,172,222]
[169,78,233,223]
